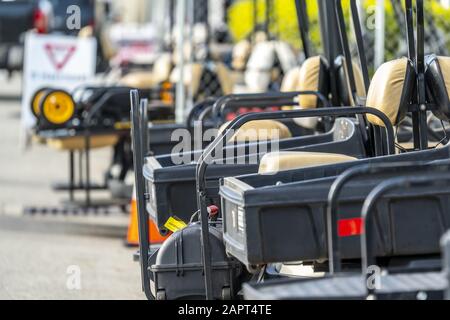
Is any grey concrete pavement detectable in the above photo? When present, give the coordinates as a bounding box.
[0,227,143,300]
[0,72,144,299]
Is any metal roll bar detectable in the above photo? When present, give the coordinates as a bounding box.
[360,172,450,295]
[196,105,395,299]
[327,160,450,274]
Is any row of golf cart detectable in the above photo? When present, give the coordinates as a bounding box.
[128,0,450,300]
[27,0,450,300]
[27,0,300,209]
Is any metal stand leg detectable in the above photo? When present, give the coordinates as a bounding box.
[84,131,91,208]
[78,150,84,187]
[69,151,75,202]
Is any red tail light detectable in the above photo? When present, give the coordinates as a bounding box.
[33,9,48,34]
[338,218,363,237]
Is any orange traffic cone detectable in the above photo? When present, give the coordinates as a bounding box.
[126,186,169,246]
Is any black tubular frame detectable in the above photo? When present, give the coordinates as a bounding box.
[196,106,395,299]
[327,161,450,274]
[186,97,218,133]
[130,90,153,300]
[404,0,429,150]
[320,0,343,107]
[360,172,450,295]
[405,0,416,61]
[335,0,372,155]
[212,91,330,122]
[415,0,429,150]
[349,0,370,92]
[335,0,357,102]
[295,0,312,59]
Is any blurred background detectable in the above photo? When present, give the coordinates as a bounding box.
[1,0,450,299]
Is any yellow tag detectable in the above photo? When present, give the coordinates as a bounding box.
[114,121,131,130]
[164,216,187,233]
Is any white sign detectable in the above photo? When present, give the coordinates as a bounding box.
[21,32,97,130]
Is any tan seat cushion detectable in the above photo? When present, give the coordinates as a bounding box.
[216,62,234,95]
[169,63,204,96]
[437,56,450,97]
[46,134,119,151]
[281,65,319,129]
[297,56,324,109]
[119,54,172,89]
[120,71,155,89]
[366,57,409,126]
[341,58,367,105]
[151,53,172,84]
[259,151,357,174]
[281,67,302,92]
[78,26,93,38]
[232,39,251,71]
[219,120,292,142]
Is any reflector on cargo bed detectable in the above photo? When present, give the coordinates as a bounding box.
[338,218,363,237]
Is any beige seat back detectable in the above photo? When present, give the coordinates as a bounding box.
[259,151,357,174]
[232,39,251,71]
[152,53,172,84]
[280,67,302,92]
[297,56,330,109]
[218,120,292,142]
[334,55,367,106]
[366,57,415,127]
[119,71,154,89]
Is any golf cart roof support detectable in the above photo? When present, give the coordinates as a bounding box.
[130,90,153,300]
[405,0,416,61]
[350,0,370,92]
[335,0,373,155]
[318,0,343,106]
[335,0,358,102]
[406,0,429,150]
[295,0,312,59]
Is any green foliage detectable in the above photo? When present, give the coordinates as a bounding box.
[227,0,450,61]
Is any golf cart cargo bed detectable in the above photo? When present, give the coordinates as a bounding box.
[144,118,366,232]
[220,145,450,268]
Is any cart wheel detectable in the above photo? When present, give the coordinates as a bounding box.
[221,287,232,300]
[40,90,75,125]
[156,290,166,300]
[30,88,51,118]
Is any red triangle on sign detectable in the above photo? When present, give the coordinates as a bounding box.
[44,43,76,71]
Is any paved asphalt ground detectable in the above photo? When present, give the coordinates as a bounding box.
[0,72,144,299]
